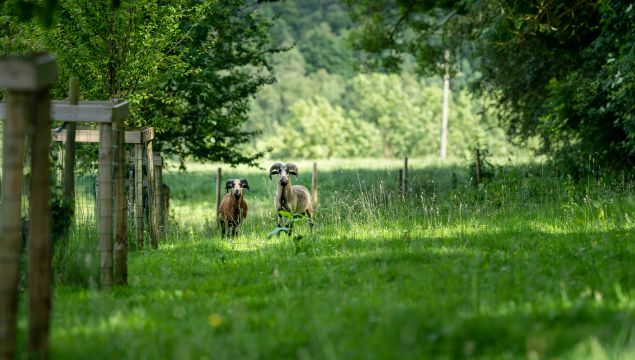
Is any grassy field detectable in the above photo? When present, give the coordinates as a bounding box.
[18,157,635,359]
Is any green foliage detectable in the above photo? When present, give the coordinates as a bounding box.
[347,0,635,171]
[252,71,518,159]
[247,0,522,161]
[262,0,355,76]
[1,0,281,166]
[0,0,62,27]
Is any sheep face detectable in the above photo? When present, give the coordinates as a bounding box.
[225,179,250,201]
[269,163,298,187]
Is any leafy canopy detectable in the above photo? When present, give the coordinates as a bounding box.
[347,0,635,171]
[1,0,282,166]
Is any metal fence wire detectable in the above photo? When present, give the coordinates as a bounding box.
[0,121,141,287]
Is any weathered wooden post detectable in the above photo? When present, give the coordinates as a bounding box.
[135,143,144,249]
[215,167,222,213]
[0,54,56,359]
[403,157,408,195]
[62,77,79,207]
[153,152,163,229]
[143,127,158,249]
[113,107,127,285]
[162,184,170,225]
[399,168,404,196]
[475,148,481,186]
[27,74,55,358]
[98,114,114,288]
[312,162,318,209]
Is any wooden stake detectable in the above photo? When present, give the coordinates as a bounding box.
[62,77,79,206]
[399,168,404,196]
[145,138,158,249]
[113,115,127,285]
[27,88,53,356]
[154,152,163,230]
[98,122,113,288]
[0,93,28,360]
[134,144,144,249]
[162,184,170,225]
[475,148,481,186]
[403,156,408,195]
[311,162,318,209]
[215,168,222,213]
[0,54,56,359]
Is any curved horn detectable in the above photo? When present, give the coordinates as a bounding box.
[286,163,299,180]
[269,163,282,180]
[225,179,233,192]
[241,178,250,192]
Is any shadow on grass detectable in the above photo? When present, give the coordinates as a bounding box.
[49,226,635,359]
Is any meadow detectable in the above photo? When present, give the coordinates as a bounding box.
[19,157,635,359]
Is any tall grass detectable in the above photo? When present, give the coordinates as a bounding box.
[23,157,635,359]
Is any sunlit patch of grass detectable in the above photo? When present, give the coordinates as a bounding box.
[20,158,635,358]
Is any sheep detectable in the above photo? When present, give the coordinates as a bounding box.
[217,178,249,237]
[269,163,314,233]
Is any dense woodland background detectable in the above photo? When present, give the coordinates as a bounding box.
[1,0,633,171]
[245,0,517,161]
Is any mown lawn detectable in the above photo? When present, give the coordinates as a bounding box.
[19,158,635,359]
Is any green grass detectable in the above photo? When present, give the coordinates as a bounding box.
[18,158,635,359]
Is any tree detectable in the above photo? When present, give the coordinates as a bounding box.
[347,0,635,171]
[1,0,281,166]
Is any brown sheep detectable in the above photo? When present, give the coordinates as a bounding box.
[217,178,249,237]
[269,163,313,233]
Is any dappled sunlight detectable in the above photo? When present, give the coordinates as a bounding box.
[53,308,149,339]
[39,158,635,358]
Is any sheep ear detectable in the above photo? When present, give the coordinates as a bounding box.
[241,178,250,192]
[269,163,282,180]
[287,163,299,180]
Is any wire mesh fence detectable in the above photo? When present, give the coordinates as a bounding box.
[0,119,146,287]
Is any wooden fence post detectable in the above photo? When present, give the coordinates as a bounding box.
[312,162,318,209]
[154,152,163,229]
[62,77,79,206]
[475,148,481,186]
[0,55,56,359]
[27,83,54,356]
[399,157,409,196]
[403,156,408,195]
[215,167,222,213]
[144,130,158,249]
[162,184,170,225]
[113,110,127,285]
[0,91,27,360]
[98,121,113,288]
[135,144,144,249]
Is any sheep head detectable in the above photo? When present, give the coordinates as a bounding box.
[225,178,249,200]
[269,162,298,187]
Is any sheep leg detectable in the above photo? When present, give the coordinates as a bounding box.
[288,216,294,237]
[307,211,314,234]
[220,221,226,237]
